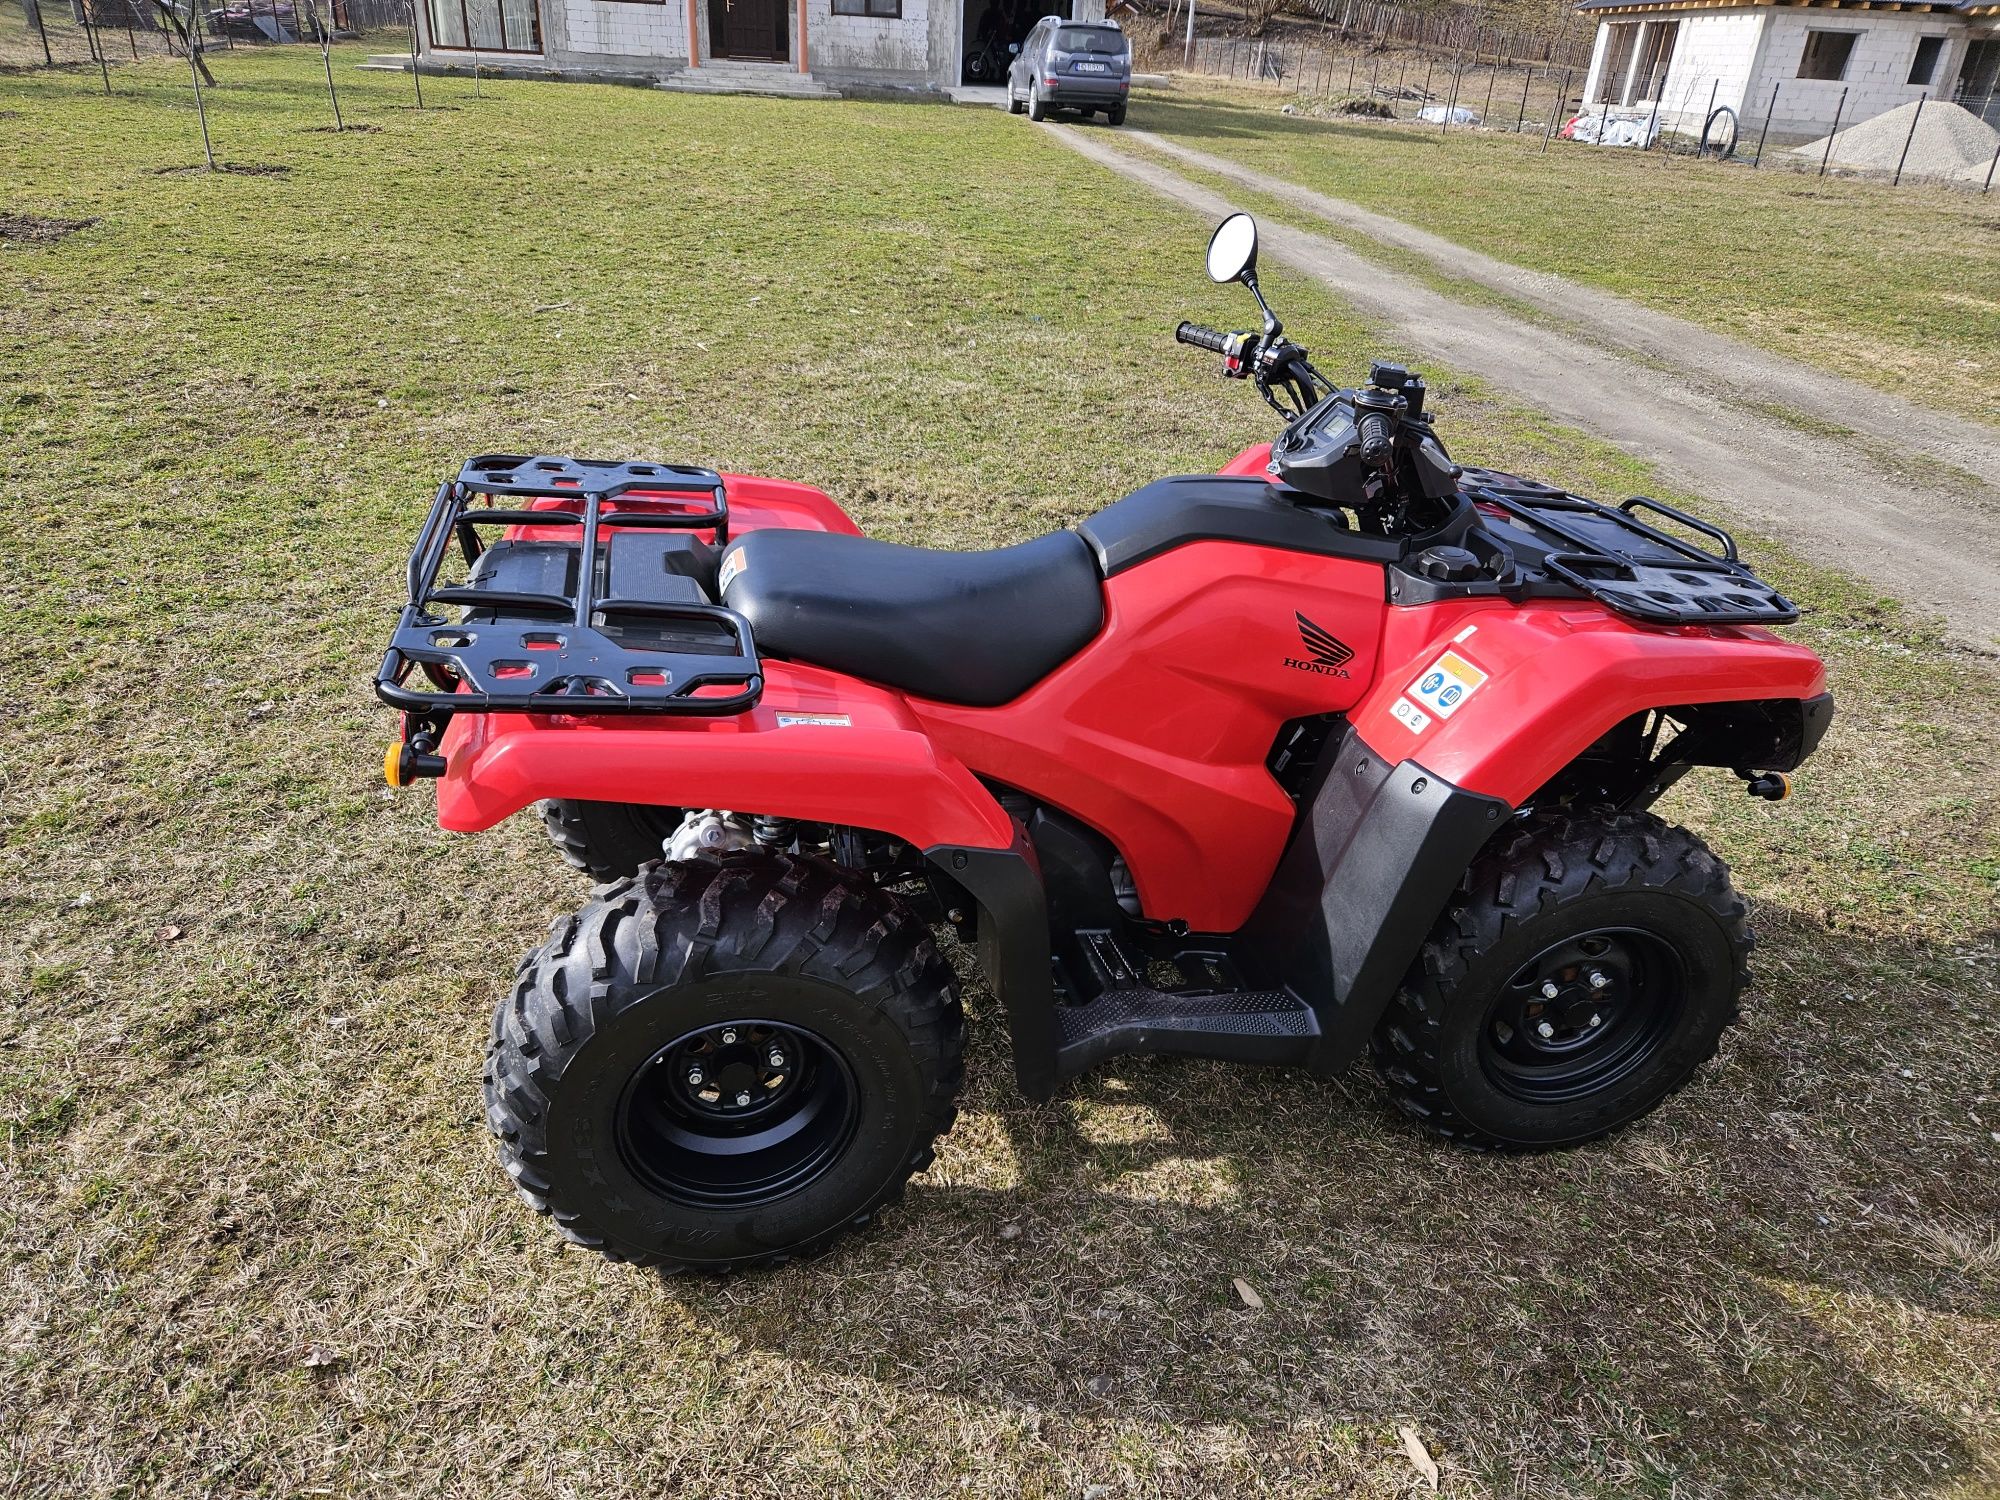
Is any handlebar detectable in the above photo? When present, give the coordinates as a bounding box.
[1358,411,1396,465]
[1175,320,1235,355]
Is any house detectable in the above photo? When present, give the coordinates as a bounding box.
[1577,0,2000,141]
[412,0,1106,95]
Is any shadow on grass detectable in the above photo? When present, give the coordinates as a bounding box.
[685,901,1997,1492]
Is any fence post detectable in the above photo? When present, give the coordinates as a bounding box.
[1892,91,1926,185]
[1441,52,1464,132]
[1702,77,1717,150]
[1984,135,1999,193]
[1753,79,1777,166]
[27,0,53,65]
[1643,90,1661,150]
[1516,63,1532,132]
[1819,86,1847,176]
[1483,57,1498,123]
[1542,64,1570,152]
[1420,53,1433,102]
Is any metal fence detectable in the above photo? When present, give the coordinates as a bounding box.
[1158,33,2000,195]
[1,0,404,69]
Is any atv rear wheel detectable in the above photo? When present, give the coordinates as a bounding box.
[539,798,682,882]
[484,851,963,1270]
[1371,812,1751,1150]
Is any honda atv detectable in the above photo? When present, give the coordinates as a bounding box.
[376,214,1830,1271]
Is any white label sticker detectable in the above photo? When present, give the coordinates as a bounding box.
[1406,648,1489,720]
[775,712,852,729]
[1390,697,1432,734]
[717,547,747,592]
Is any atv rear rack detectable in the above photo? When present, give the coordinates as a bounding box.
[376,454,763,717]
[1461,470,1800,628]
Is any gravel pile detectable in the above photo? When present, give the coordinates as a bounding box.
[1791,99,2000,181]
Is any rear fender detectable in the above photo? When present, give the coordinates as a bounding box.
[431,661,1014,851]
[1346,603,1829,806]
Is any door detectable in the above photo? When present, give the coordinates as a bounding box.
[709,0,786,60]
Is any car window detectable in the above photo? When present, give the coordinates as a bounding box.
[1054,26,1124,54]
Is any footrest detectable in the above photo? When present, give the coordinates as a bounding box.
[1053,988,1319,1077]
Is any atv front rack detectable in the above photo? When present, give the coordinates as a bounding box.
[376,454,763,717]
[1461,470,1799,628]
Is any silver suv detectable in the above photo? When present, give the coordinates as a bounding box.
[1007,18,1131,126]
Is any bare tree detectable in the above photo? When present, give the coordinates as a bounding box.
[149,0,216,84]
[301,0,344,128]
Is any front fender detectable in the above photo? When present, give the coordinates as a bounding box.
[431,660,1015,852]
[1348,602,1828,805]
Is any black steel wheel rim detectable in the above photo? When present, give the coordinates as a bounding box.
[1479,928,1688,1103]
[616,1019,859,1209]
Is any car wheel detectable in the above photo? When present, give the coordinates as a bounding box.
[1027,84,1047,122]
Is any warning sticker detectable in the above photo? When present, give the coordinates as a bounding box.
[1406,649,1488,720]
[717,547,747,592]
[776,712,852,729]
[1389,697,1432,735]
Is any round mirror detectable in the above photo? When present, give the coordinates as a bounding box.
[1205,213,1259,285]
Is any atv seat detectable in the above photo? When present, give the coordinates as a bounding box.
[719,529,1105,706]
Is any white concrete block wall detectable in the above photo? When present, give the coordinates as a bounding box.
[809,0,931,78]
[1655,10,1767,127]
[564,0,687,58]
[1752,10,1966,137]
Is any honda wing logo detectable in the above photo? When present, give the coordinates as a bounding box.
[1286,612,1353,678]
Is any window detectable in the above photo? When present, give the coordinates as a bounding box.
[831,0,900,15]
[1053,25,1126,55]
[1798,30,1857,81]
[1908,35,1944,86]
[1593,22,1638,104]
[1633,20,1678,101]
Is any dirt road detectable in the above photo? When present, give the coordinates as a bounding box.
[1044,124,2000,648]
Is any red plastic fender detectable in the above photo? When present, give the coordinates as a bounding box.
[433,660,1016,849]
[1347,601,1829,805]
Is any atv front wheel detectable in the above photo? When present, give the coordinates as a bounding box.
[484,852,963,1270]
[539,798,682,882]
[1372,812,1751,1150]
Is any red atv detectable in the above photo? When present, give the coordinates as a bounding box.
[378,215,1830,1271]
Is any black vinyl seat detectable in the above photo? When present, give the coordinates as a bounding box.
[719,528,1105,707]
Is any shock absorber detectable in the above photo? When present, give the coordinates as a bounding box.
[753,815,797,850]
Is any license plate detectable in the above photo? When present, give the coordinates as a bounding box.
[1074,61,1108,72]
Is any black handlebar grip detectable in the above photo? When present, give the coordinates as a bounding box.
[1176,321,1233,354]
[1358,411,1396,464]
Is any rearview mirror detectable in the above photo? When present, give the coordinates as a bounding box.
[1205,213,1259,285]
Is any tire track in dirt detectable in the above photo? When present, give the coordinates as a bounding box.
[1044,123,2000,649]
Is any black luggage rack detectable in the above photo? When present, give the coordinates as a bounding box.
[1460,468,1799,627]
[376,454,764,717]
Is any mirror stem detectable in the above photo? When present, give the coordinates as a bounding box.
[1244,274,1280,337]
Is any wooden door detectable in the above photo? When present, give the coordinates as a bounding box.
[709,0,785,60]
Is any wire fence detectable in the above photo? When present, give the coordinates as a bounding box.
[1156,34,2000,195]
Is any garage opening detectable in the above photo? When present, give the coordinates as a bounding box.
[963,0,1070,85]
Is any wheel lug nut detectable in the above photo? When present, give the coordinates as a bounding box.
[1588,1012,1603,1028]
[767,1050,784,1068]
[1588,970,1610,990]
[686,1069,703,1086]
[720,1028,738,1044]
[1535,1020,1557,1040]
[734,1091,752,1107]
[1540,982,1560,1000]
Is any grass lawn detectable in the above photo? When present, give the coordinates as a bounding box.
[1126,84,2000,426]
[4,46,1998,1499]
